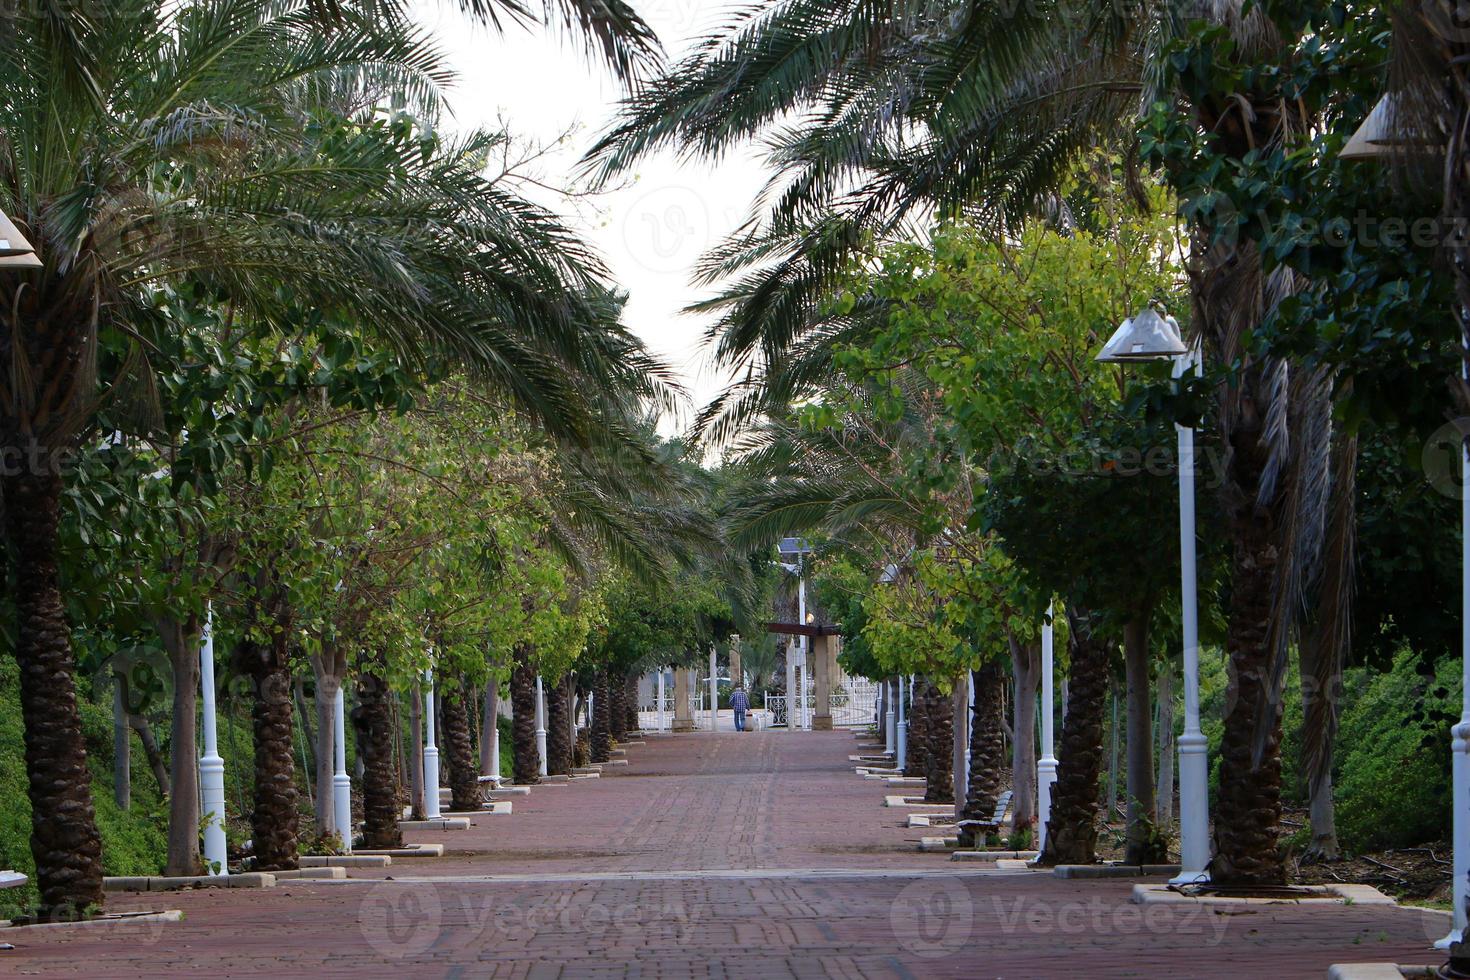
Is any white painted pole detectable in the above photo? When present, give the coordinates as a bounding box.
[785,644,798,731]
[885,678,897,755]
[1172,350,1210,885]
[656,669,667,733]
[709,646,718,732]
[333,684,352,852]
[1444,389,1470,947]
[535,675,548,777]
[198,604,228,876]
[961,670,974,802]
[487,680,501,784]
[798,575,810,730]
[1037,604,1058,854]
[896,675,909,771]
[423,667,441,818]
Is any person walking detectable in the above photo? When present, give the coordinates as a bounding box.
[731,686,750,732]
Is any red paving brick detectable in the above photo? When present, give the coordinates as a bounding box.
[0,730,1447,978]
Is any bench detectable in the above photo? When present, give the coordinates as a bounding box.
[956,790,1014,845]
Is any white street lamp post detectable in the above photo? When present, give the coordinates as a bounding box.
[423,667,441,818]
[1172,351,1210,885]
[1448,417,1470,947]
[333,684,352,852]
[885,678,897,756]
[535,675,549,777]
[709,646,718,732]
[896,675,909,771]
[1096,308,1209,883]
[487,680,501,785]
[1037,603,1058,853]
[656,668,667,733]
[198,605,228,876]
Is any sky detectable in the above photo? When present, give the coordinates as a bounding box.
[413,1,771,433]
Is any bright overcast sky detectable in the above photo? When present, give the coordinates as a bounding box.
[413,1,770,432]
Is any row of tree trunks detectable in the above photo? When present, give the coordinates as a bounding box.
[921,678,954,803]
[1037,607,1110,867]
[545,675,573,775]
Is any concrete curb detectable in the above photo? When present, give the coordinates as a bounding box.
[1328,966,1436,979]
[355,844,444,859]
[1054,864,1181,879]
[1131,883,1396,906]
[0,910,183,931]
[103,873,275,892]
[919,837,959,852]
[270,868,347,880]
[300,855,390,868]
[398,817,470,831]
[950,850,1039,862]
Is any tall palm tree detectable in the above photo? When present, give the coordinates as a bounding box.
[510,650,541,785]
[960,660,1006,843]
[0,0,664,916]
[589,0,1351,888]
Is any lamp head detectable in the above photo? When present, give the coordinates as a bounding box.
[1095,307,1187,362]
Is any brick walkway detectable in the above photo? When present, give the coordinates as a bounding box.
[0,731,1446,978]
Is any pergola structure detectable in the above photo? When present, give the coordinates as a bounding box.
[765,621,841,730]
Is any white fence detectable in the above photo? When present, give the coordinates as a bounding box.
[764,678,879,729]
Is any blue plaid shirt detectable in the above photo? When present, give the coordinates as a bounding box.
[730,689,750,711]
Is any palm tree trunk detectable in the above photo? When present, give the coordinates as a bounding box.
[353,659,402,849]
[923,678,954,803]
[607,671,627,743]
[3,470,104,917]
[1213,432,1288,885]
[1123,615,1163,865]
[545,675,573,775]
[592,670,612,763]
[240,629,300,871]
[161,613,203,877]
[441,679,479,812]
[510,651,540,785]
[624,674,640,735]
[1037,607,1110,867]
[961,661,1007,840]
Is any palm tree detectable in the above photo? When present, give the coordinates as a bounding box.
[510,650,541,785]
[546,674,574,775]
[0,0,665,915]
[921,677,954,804]
[353,653,404,850]
[960,660,1006,844]
[1036,606,1111,867]
[588,0,1351,888]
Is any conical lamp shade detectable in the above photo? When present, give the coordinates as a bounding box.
[0,209,38,259]
[1096,308,1187,362]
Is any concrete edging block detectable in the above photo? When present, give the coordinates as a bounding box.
[299,855,391,868]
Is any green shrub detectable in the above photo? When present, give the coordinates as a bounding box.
[1334,650,1456,853]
